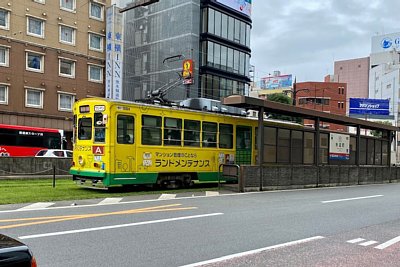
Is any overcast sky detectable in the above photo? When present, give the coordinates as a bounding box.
[250,0,400,82]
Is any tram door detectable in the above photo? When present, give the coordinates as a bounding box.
[114,114,136,176]
[236,126,252,165]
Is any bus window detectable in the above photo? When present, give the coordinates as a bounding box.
[219,124,233,149]
[202,122,217,147]
[164,117,182,146]
[78,118,92,140]
[117,115,134,144]
[184,120,200,147]
[142,115,161,145]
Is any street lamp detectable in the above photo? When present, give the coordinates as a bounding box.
[283,81,309,106]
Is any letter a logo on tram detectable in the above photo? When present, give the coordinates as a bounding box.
[92,146,104,155]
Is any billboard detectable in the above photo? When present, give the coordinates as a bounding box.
[371,32,400,53]
[329,133,350,161]
[349,98,390,115]
[260,74,293,89]
[216,0,252,17]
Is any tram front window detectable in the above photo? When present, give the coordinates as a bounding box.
[78,118,92,140]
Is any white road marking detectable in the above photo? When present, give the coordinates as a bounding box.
[180,236,325,267]
[375,236,400,250]
[19,213,223,240]
[158,194,176,200]
[0,184,392,214]
[321,195,383,204]
[206,191,219,197]
[347,238,365,244]
[17,202,55,210]
[359,240,378,246]
[98,198,123,205]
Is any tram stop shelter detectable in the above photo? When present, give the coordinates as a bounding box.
[222,95,400,191]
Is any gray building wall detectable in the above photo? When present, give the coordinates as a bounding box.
[123,0,200,101]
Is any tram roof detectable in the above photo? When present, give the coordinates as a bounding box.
[223,95,399,132]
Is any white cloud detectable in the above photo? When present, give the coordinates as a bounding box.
[250,0,400,81]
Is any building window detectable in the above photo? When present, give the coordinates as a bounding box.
[58,93,74,111]
[90,2,104,20]
[0,46,9,67]
[0,9,9,30]
[59,25,75,45]
[88,64,103,82]
[60,0,75,12]
[26,52,44,72]
[0,84,8,105]
[25,88,43,108]
[89,33,103,51]
[27,16,45,38]
[59,58,75,78]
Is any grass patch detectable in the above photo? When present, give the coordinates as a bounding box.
[0,178,218,205]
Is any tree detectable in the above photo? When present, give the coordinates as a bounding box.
[267,93,291,105]
[370,121,392,137]
[266,93,302,123]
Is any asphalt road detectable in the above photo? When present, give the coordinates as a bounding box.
[1,184,400,267]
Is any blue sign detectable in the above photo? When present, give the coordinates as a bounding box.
[381,37,392,49]
[349,98,389,115]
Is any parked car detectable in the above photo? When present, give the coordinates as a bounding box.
[35,149,73,158]
[0,234,37,266]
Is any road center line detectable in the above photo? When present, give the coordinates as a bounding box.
[375,236,400,250]
[18,213,223,240]
[180,236,325,267]
[321,195,383,204]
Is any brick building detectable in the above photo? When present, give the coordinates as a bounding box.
[295,81,347,131]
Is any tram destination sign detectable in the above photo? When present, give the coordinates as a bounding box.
[349,98,389,116]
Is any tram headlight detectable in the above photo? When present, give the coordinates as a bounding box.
[78,155,85,166]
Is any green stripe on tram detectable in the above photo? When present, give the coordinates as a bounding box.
[71,169,223,186]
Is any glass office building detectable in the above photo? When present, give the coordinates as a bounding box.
[123,0,252,101]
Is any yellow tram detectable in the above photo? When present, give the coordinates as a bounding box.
[70,97,260,188]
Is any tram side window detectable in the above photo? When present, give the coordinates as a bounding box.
[184,120,200,147]
[117,115,134,144]
[164,117,182,146]
[202,122,217,147]
[142,115,161,145]
[219,124,233,149]
[78,118,92,140]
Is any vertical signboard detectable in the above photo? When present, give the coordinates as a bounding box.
[329,133,350,160]
[105,7,113,99]
[106,6,124,100]
[182,59,194,85]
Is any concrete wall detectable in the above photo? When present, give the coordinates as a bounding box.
[0,157,72,177]
[238,165,399,192]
